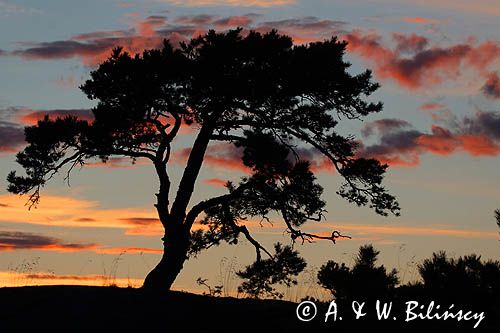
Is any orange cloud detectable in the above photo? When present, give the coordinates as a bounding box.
[205,178,228,187]
[224,218,498,240]
[0,194,213,237]
[0,194,156,230]
[398,17,445,25]
[0,271,144,287]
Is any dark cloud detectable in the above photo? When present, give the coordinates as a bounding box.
[462,110,500,140]
[74,217,96,222]
[213,14,259,27]
[392,33,428,54]
[174,14,216,25]
[0,120,25,152]
[361,118,412,137]
[11,40,115,60]
[0,231,96,251]
[257,17,347,43]
[120,217,159,226]
[359,111,500,166]
[482,72,500,99]
[260,16,346,31]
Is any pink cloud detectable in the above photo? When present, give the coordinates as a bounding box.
[359,111,500,166]
[344,30,500,91]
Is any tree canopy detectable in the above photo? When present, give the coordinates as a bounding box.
[8,28,400,290]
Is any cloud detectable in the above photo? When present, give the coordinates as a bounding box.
[361,118,411,137]
[174,143,249,172]
[96,246,162,254]
[204,178,228,187]
[398,17,446,25]
[318,223,499,239]
[256,17,346,44]
[174,14,216,25]
[222,217,499,240]
[119,217,163,235]
[392,33,428,54]
[0,271,144,287]
[0,230,162,254]
[0,120,25,152]
[0,231,97,252]
[213,15,257,28]
[6,16,177,66]
[175,142,334,174]
[3,14,345,65]
[418,102,446,111]
[0,107,95,154]
[482,72,500,99]
[359,111,500,166]
[17,108,94,125]
[161,0,295,7]
[0,194,155,230]
[344,30,500,91]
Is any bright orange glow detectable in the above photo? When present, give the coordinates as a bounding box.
[0,271,144,287]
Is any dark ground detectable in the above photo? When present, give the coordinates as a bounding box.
[0,286,498,332]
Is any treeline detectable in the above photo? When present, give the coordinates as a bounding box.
[237,244,500,303]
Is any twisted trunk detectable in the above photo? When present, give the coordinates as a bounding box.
[143,118,217,291]
[142,224,190,291]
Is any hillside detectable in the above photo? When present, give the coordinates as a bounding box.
[0,286,498,332]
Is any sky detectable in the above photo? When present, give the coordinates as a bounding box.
[0,0,499,296]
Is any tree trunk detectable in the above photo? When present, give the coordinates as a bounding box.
[142,224,190,291]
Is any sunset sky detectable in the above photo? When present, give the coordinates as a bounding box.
[0,0,499,294]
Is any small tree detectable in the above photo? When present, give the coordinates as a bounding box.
[237,243,306,299]
[318,245,399,300]
[418,251,500,298]
[7,29,399,291]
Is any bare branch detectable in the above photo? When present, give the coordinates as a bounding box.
[281,208,350,245]
[237,224,273,261]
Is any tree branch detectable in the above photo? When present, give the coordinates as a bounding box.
[281,208,351,245]
[237,224,273,261]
